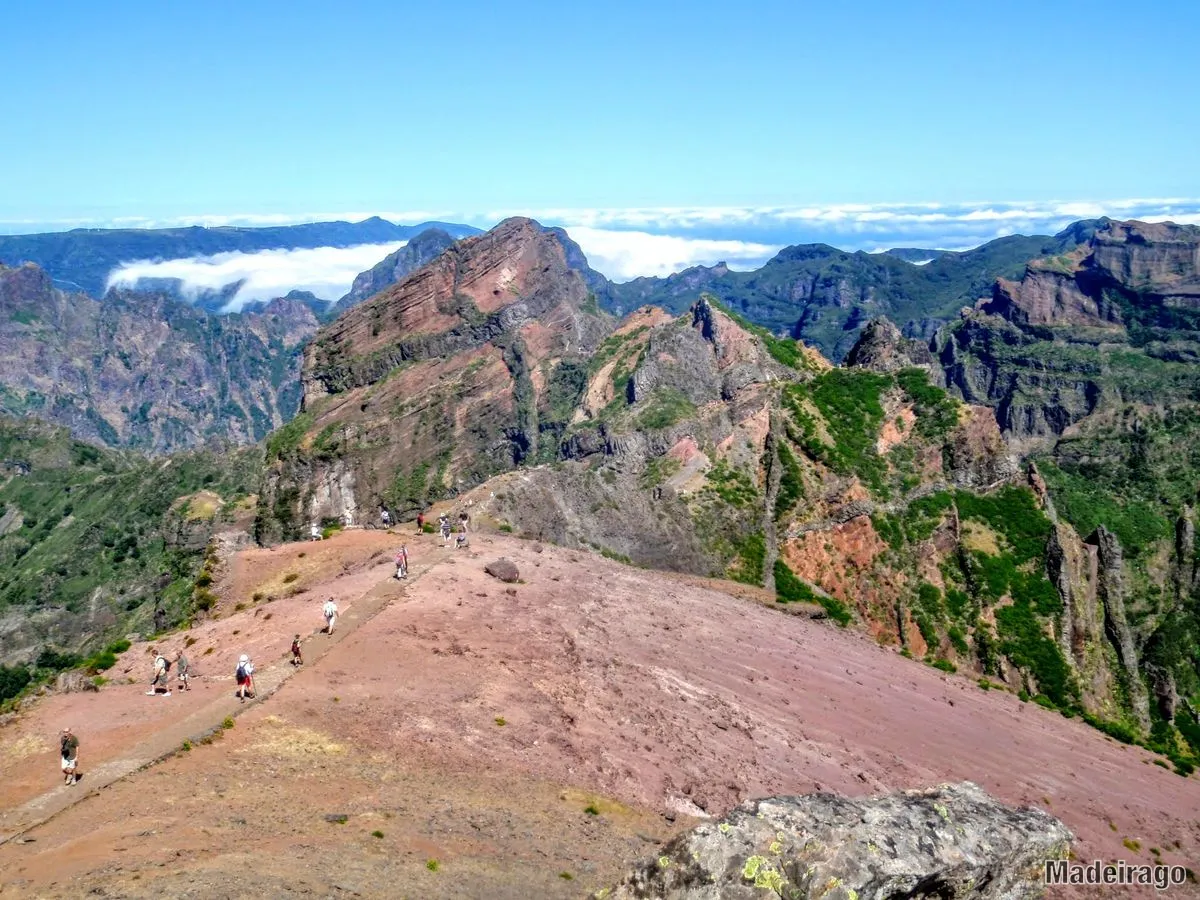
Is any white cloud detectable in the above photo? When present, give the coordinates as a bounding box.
[563,226,780,281]
[493,199,1200,252]
[9,198,1200,300]
[107,242,407,311]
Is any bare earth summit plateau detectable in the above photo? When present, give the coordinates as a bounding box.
[0,528,1197,898]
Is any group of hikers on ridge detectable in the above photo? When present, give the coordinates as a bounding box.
[141,592,340,706]
[55,506,481,786]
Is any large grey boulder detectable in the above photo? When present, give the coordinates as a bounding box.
[599,782,1071,899]
[484,558,520,583]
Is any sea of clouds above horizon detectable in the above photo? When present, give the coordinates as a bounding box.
[21,198,1200,309]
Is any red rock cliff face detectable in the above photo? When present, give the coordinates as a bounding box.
[1091,220,1200,294]
[982,219,1200,327]
[988,265,1123,328]
[258,218,613,538]
[302,217,607,405]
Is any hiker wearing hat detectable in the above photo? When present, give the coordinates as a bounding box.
[60,727,79,785]
[235,654,255,702]
[323,597,339,634]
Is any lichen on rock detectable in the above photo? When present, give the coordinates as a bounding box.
[600,782,1071,899]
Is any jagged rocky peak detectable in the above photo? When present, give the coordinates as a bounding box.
[602,782,1071,899]
[334,227,460,313]
[624,295,791,410]
[303,216,612,403]
[843,316,935,373]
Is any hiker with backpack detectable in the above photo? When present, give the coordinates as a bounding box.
[175,649,191,691]
[147,650,171,696]
[439,514,452,544]
[60,727,79,786]
[381,507,391,529]
[235,654,254,702]
[394,545,409,579]
[291,634,304,666]
[323,597,339,634]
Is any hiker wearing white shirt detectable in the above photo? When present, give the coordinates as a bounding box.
[147,650,171,696]
[323,597,339,634]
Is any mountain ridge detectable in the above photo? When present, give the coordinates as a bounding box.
[601,219,1112,360]
[0,217,482,299]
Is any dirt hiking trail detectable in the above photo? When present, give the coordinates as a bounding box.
[0,530,423,844]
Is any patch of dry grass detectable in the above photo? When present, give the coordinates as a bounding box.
[239,715,345,759]
[961,520,1001,556]
[182,491,224,521]
[2,732,51,762]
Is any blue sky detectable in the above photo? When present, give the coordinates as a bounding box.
[4,0,1200,289]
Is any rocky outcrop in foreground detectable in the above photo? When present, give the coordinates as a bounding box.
[602,782,1070,900]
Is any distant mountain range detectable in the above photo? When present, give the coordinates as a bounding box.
[0,217,482,299]
[0,213,1151,458]
[599,220,1105,360]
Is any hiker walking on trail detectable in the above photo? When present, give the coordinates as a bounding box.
[394,545,409,579]
[236,654,255,702]
[381,507,391,529]
[439,514,452,544]
[310,522,321,541]
[147,650,171,696]
[175,650,191,691]
[60,727,79,785]
[323,597,339,634]
[455,522,470,550]
[291,634,304,666]
[415,512,425,534]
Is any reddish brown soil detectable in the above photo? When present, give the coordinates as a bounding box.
[0,531,1197,898]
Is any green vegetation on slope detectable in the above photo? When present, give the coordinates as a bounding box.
[774,559,851,626]
[637,388,696,431]
[0,418,261,666]
[779,367,961,502]
[785,370,891,494]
